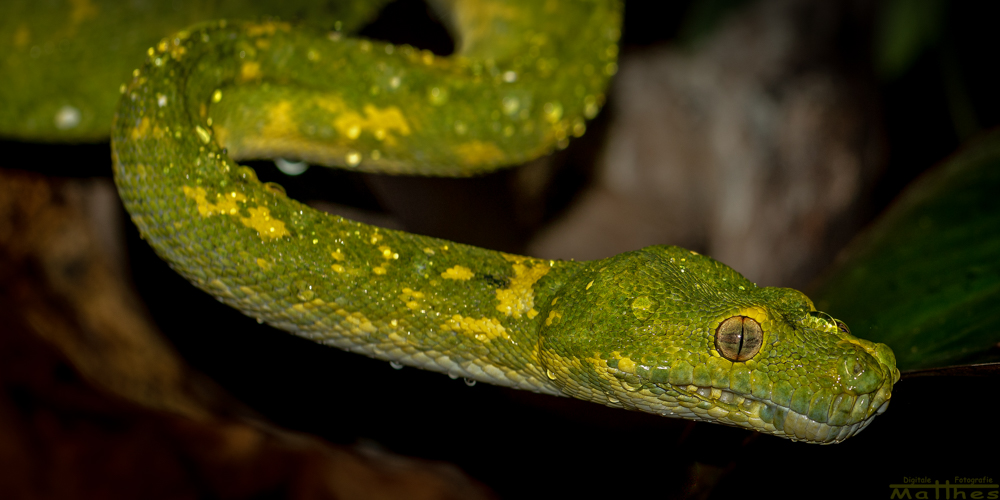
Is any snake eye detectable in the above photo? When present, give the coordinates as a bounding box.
[715,316,763,362]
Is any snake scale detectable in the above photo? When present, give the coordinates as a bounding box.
[110,0,898,443]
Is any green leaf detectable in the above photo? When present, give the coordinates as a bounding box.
[874,0,946,80]
[812,130,1000,371]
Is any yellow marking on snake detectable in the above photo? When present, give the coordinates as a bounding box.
[314,96,412,145]
[182,186,289,239]
[240,61,261,81]
[545,310,561,326]
[241,206,290,240]
[454,140,504,166]
[399,288,425,310]
[194,125,211,143]
[442,315,509,342]
[130,117,157,140]
[726,306,770,326]
[244,21,290,37]
[379,245,398,259]
[261,100,294,136]
[616,356,636,374]
[182,185,245,216]
[441,265,474,280]
[495,254,549,319]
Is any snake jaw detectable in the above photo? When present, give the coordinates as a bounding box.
[769,341,897,444]
[592,347,897,444]
[589,343,898,444]
[612,379,894,444]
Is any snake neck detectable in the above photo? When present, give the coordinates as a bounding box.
[111,2,620,398]
[291,246,586,396]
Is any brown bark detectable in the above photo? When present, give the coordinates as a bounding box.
[0,169,494,500]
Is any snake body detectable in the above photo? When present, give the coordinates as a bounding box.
[112,0,898,443]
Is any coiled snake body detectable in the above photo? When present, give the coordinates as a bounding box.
[112,0,898,444]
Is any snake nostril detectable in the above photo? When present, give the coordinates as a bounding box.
[838,352,882,394]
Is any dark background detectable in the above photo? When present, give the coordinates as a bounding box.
[5,0,999,497]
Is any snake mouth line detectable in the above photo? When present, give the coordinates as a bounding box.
[633,382,891,444]
[762,397,890,444]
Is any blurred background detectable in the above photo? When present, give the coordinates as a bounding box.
[2,0,999,498]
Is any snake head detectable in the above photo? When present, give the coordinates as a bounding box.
[538,245,898,444]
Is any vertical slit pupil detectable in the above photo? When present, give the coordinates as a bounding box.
[736,319,746,358]
[716,316,762,362]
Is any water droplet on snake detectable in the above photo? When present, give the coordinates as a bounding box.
[345,151,361,166]
[54,105,81,130]
[274,158,308,176]
[428,86,448,106]
[502,96,520,115]
[236,165,258,183]
[621,380,642,392]
[263,181,286,196]
[543,101,563,123]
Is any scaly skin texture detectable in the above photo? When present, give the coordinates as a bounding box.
[0,0,391,140]
[111,0,898,443]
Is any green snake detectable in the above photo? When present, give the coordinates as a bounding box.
[109,0,899,444]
